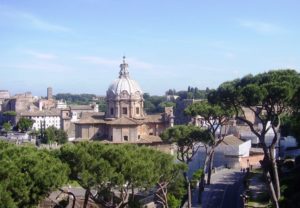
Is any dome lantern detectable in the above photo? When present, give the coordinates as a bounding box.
[119,56,129,78]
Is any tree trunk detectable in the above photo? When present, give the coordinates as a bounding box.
[207,150,214,185]
[198,174,204,204]
[198,152,209,203]
[262,165,280,208]
[270,146,281,199]
[184,172,192,208]
[83,188,90,208]
[260,143,280,208]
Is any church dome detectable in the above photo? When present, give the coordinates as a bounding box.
[108,78,143,95]
[107,57,143,98]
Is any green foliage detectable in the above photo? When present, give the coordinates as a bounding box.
[211,69,300,107]
[2,122,12,133]
[185,101,233,120]
[191,168,203,188]
[16,117,34,132]
[173,86,211,100]
[0,141,69,207]
[58,143,180,206]
[158,101,176,111]
[165,89,177,96]
[210,69,300,207]
[2,111,17,116]
[41,126,68,144]
[144,100,156,113]
[167,171,186,207]
[143,93,176,113]
[209,69,300,131]
[167,194,181,208]
[55,93,96,105]
[281,115,300,145]
[280,166,300,208]
[161,125,212,153]
[97,100,107,112]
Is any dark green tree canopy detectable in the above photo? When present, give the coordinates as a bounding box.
[2,122,12,133]
[208,69,300,208]
[42,126,68,144]
[161,125,212,163]
[17,117,34,132]
[0,141,69,207]
[209,69,300,127]
[58,142,184,207]
[185,101,233,121]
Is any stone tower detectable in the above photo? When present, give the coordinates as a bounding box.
[47,87,53,100]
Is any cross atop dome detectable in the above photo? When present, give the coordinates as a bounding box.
[119,56,129,78]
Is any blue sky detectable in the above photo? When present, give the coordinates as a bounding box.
[0,0,300,96]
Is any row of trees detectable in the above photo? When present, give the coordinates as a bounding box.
[1,117,68,145]
[165,86,211,100]
[57,143,186,208]
[143,93,176,114]
[1,117,34,134]
[54,93,96,105]
[0,141,187,208]
[161,103,233,208]
[40,126,68,144]
[208,70,300,208]
[55,93,107,112]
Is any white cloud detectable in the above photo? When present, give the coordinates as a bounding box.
[24,50,57,60]
[0,5,71,32]
[238,20,285,34]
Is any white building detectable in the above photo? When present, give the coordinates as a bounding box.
[20,110,61,130]
[188,135,252,176]
[218,135,252,157]
[56,100,67,109]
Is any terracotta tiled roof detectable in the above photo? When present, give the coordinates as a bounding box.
[140,135,162,143]
[81,112,105,118]
[75,113,165,125]
[144,114,164,123]
[75,117,106,124]
[19,109,61,117]
[221,135,244,146]
[107,117,140,125]
[69,105,93,110]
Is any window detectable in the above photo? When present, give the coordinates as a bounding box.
[149,133,153,136]
[110,108,114,115]
[136,107,139,114]
[138,135,141,140]
[122,107,127,115]
[124,136,128,141]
